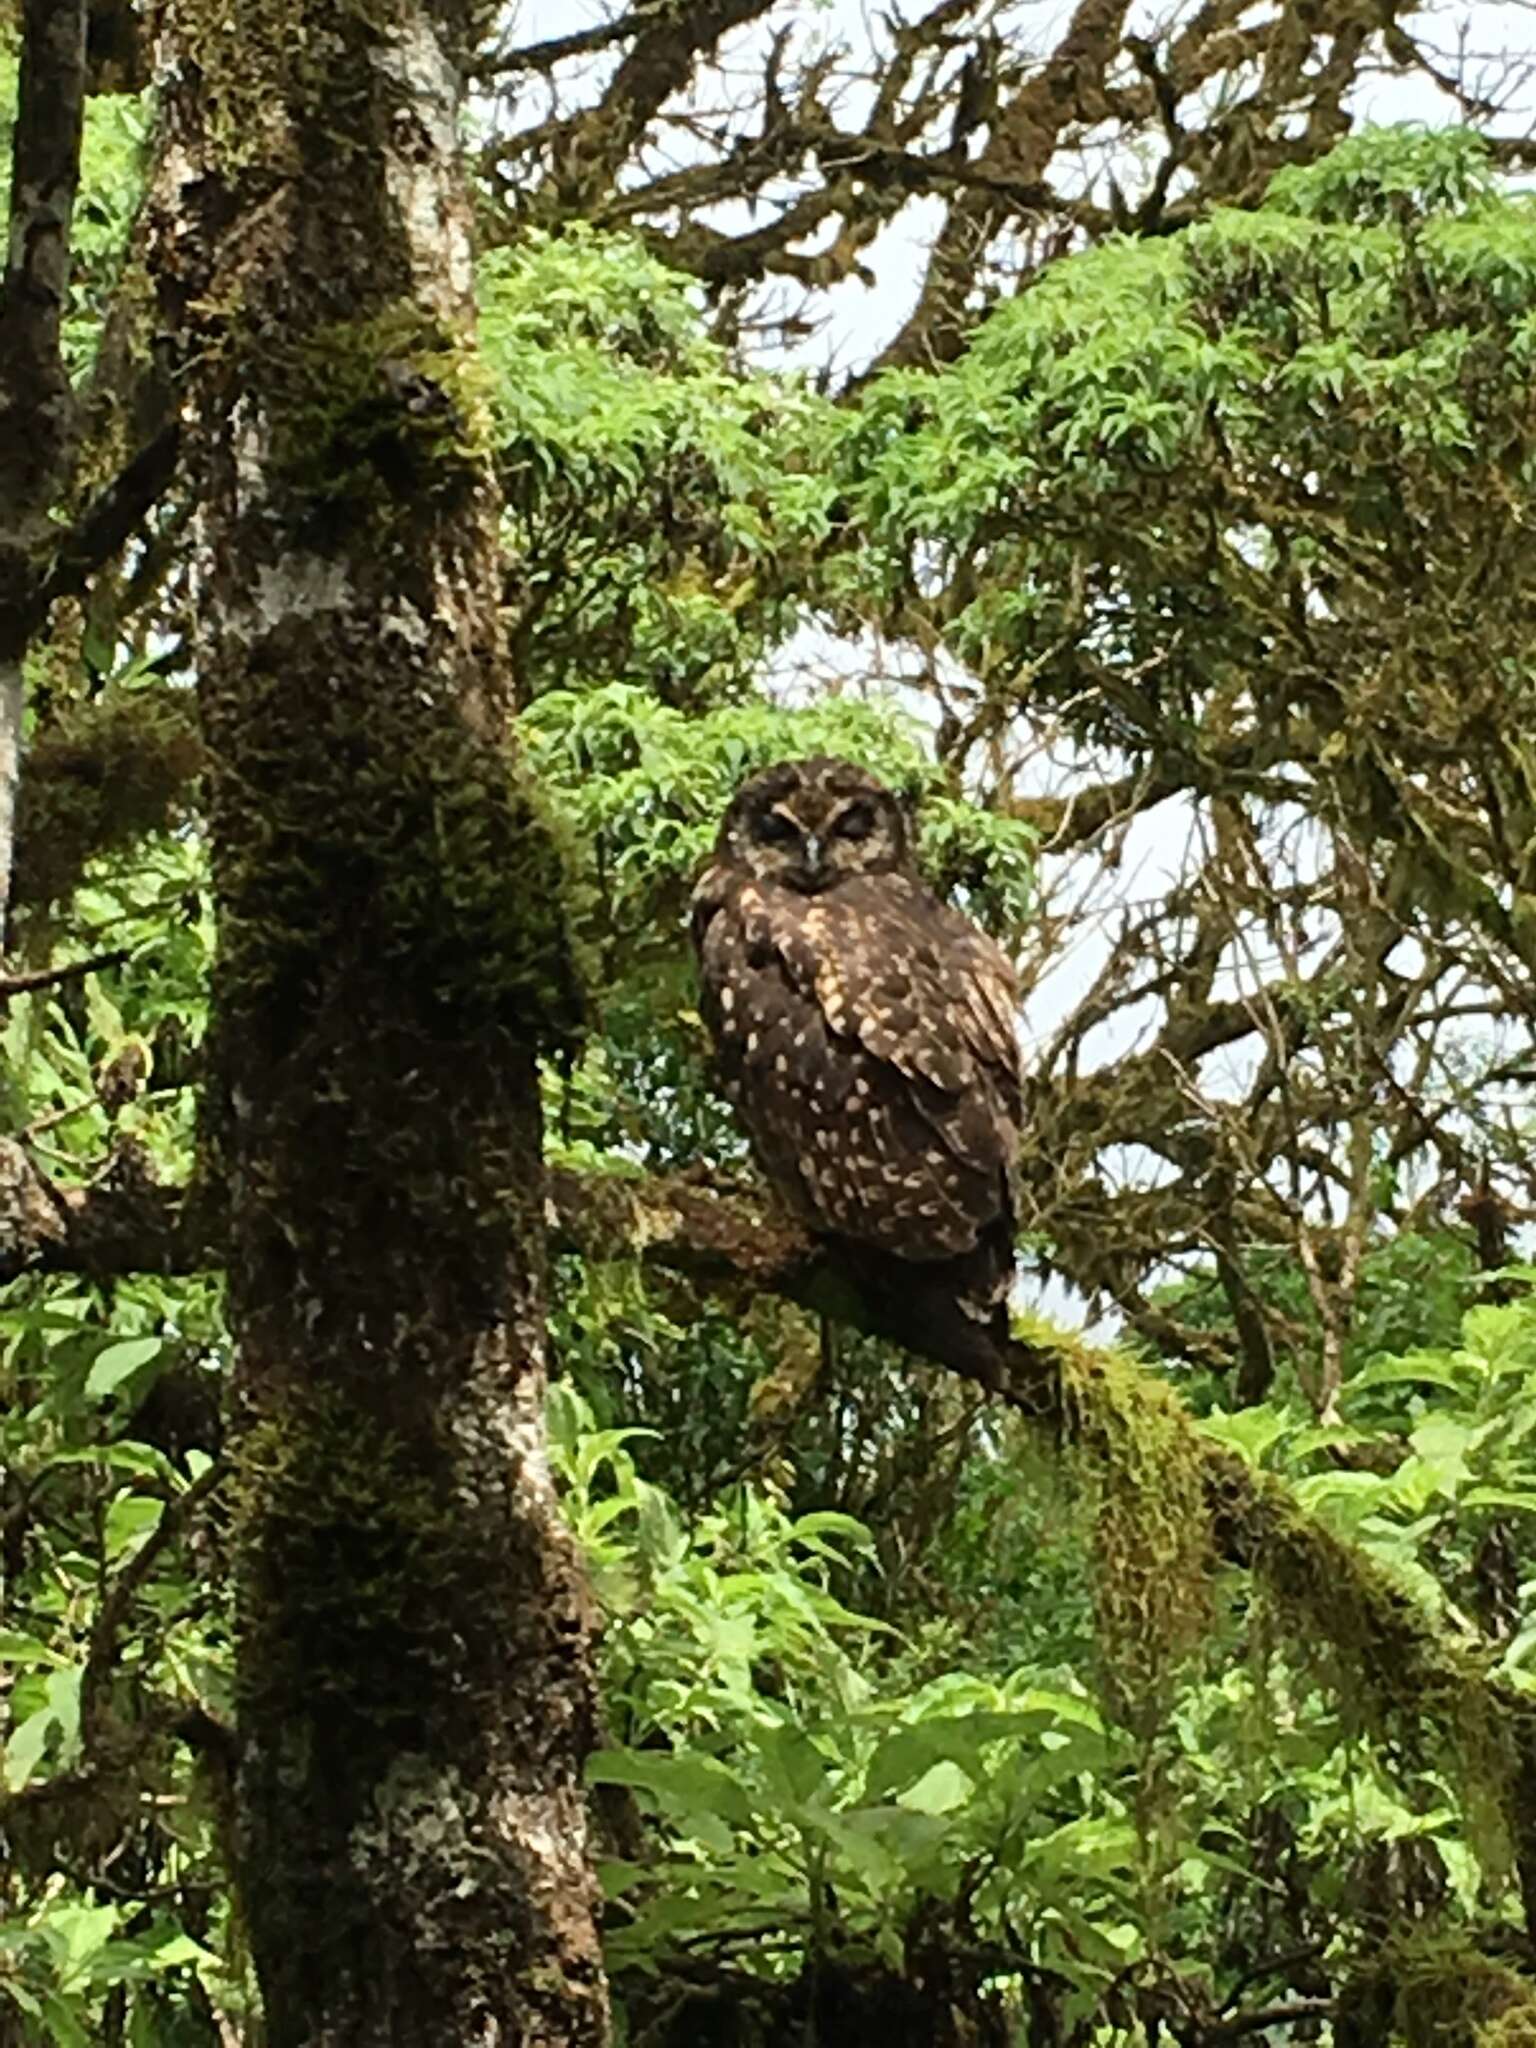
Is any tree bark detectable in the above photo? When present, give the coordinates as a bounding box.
[0,0,87,945]
[144,4,608,2042]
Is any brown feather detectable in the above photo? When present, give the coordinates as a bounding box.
[692,779,1021,1301]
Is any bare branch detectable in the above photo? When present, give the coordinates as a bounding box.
[0,947,131,1001]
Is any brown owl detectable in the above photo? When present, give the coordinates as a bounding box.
[691,757,1021,1371]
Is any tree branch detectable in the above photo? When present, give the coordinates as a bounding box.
[0,1136,206,1283]
[0,947,130,1001]
[30,420,182,624]
[0,0,88,539]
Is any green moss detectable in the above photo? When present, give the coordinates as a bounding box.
[1242,1470,1520,1877]
[232,1385,480,1721]
[1247,1474,1474,1717]
[1008,1310,1536,1906]
[12,688,203,917]
[172,0,311,170]
[211,698,582,1054]
[172,0,420,174]
[1348,1934,1536,2046]
[1016,1315,1212,1735]
[270,303,497,512]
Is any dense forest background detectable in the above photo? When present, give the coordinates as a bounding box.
[7,1,1536,2042]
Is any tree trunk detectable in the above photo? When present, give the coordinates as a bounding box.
[0,0,87,944]
[146,4,608,2042]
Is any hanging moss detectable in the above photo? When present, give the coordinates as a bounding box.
[1008,1308,1536,1899]
[1023,1318,1213,1735]
[1239,1469,1519,1877]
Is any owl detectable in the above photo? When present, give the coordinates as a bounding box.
[691,757,1021,1368]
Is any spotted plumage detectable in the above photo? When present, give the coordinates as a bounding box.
[691,758,1021,1335]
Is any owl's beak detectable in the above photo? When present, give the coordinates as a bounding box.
[802,834,828,888]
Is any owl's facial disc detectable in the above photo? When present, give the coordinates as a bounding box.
[720,757,909,893]
[753,802,832,890]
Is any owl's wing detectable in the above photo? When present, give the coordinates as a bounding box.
[783,875,1020,1113]
[692,866,1021,1263]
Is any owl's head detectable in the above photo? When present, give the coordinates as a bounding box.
[716,758,912,893]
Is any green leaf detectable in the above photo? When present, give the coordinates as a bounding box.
[44,1666,82,1766]
[585,1748,754,1827]
[864,1710,1055,1801]
[143,1929,221,1970]
[3,1704,56,1792]
[104,1494,165,1562]
[84,1336,168,1399]
[898,1760,974,1815]
[37,1994,92,2048]
[750,1722,830,1809]
[1406,1413,1472,1495]
[1462,1485,1536,1513]
[0,1630,61,1667]
[1198,1404,1295,1463]
[44,1904,119,1991]
[1349,1352,1471,1394]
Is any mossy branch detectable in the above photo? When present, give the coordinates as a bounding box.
[7,1140,1536,1928]
[9,687,202,918]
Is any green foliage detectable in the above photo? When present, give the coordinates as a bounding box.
[558,1316,1536,2036]
[1205,1290,1536,1683]
[837,124,1536,853]
[1156,1229,1479,1416]
[64,87,146,382]
[1267,123,1500,222]
[18,107,1536,2046]
[550,1380,881,1737]
[0,1260,237,2040]
[556,1382,1141,2009]
[524,680,1035,957]
[0,1903,220,2048]
[1,847,230,2040]
[479,231,836,709]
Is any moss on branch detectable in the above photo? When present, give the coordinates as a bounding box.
[11,688,202,916]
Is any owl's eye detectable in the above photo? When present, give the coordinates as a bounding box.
[755,810,800,847]
[833,802,875,842]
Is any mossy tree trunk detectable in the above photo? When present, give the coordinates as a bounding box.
[0,0,87,944]
[146,4,608,2042]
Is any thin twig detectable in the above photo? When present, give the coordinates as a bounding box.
[80,1459,227,1749]
[0,946,131,999]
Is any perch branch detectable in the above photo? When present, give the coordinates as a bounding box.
[6,1141,1536,1927]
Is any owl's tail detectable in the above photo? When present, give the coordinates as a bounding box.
[841,1212,1016,1387]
